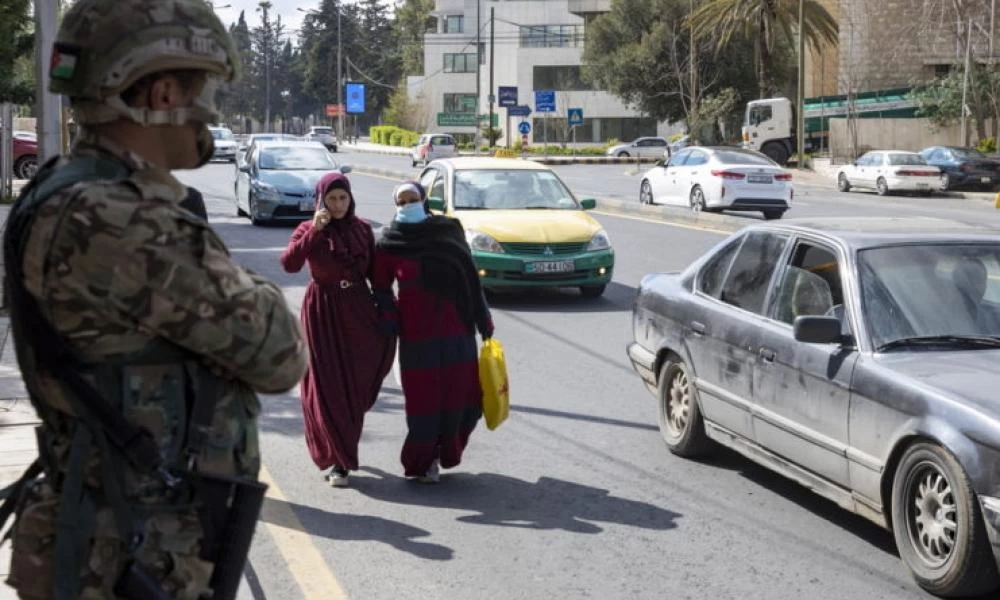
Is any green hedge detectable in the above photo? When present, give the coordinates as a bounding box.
[369,125,421,147]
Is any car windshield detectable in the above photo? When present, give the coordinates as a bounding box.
[453,169,579,210]
[259,147,335,170]
[714,150,776,166]
[210,129,234,140]
[312,128,333,135]
[858,243,1000,349]
[888,153,927,165]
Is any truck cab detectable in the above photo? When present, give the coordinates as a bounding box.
[742,97,795,166]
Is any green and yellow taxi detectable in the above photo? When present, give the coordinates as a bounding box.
[420,158,614,297]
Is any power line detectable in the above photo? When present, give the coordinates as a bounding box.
[344,55,397,89]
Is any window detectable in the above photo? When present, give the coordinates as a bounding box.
[520,25,584,48]
[667,150,690,167]
[444,53,478,73]
[598,117,658,142]
[748,104,772,126]
[478,43,486,65]
[428,174,446,203]
[719,232,789,314]
[532,66,593,91]
[443,93,477,113]
[684,150,708,167]
[444,15,464,33]
[772,242,844,326]
[698,238,742,298]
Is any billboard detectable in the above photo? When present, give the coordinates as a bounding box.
[345,82,366,114]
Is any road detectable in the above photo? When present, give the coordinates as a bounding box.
[333,146,1000,226]
[173,159,974,600]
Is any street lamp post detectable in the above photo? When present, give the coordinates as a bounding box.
[796,0,805,169]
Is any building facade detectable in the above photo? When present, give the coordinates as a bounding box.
[407,0,677,145]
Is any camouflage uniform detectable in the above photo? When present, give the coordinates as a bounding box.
[3,1,308,598]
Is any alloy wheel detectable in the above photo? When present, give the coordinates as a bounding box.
[665,368,692,439]
[904,461,958,569]
[640,181,653,205]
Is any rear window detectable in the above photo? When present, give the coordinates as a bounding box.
[714,150,777,166]
[432,136,455,146]
[313,128,333,135]
[888,153,927,165]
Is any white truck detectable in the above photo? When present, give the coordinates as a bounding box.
[741,97,797,166]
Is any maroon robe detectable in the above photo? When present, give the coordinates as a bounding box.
[280,173,395,471]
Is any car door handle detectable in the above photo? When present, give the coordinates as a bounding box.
[690,321,706,335]
[759,347,776,362]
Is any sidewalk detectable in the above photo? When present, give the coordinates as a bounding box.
[346,139,660,165]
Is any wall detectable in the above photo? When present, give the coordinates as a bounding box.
[827,117,977,160]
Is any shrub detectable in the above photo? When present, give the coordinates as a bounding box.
[977,137,997,154]
[389,130,404,146]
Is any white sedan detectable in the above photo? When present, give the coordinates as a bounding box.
[639,146,792,219]
[836,150,941,196]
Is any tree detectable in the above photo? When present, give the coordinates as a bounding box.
[392,0,435,76]
[583,0,766,130]
[687,0,838,99]
[251,2,287,130]
[0,0,34,105]
[382,82,428,132]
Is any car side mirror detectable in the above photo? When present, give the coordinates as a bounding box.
[427,196,445,212]
[238,164,251,173]
[793,316,843,344]
[339,164,353,174]
[579,198,596,210]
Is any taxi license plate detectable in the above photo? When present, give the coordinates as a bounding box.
[982,177,993,184]
[525,260,575,274]
[299,201,313,212]
[747,174,773,184]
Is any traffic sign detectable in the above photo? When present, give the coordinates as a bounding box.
[518,121,531,135]
[509,105,531,117]
[498,86,518,107]
[568,107,584,126]
[534,90,556,113]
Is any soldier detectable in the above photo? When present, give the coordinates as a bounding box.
[0,1,308,598]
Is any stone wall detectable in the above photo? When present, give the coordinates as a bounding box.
[828,116,975,160]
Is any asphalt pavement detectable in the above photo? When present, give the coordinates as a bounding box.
[164,160,959,599]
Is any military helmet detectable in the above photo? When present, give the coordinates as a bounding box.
[51,0,240,126]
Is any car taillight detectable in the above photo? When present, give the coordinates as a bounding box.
[774,173,792,181]
[711,170,746,180]
[742,132,750,142]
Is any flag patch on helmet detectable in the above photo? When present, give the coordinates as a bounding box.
[50,44,80,80]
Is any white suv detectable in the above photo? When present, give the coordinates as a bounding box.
[306,126,338,152]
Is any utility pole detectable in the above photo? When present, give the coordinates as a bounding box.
[337,4,344,142]
[961,17,973,145]
[689,0,697,126]
[36,0,61,162]
[488,6,495,149]
[991,0,996,63]
[475,0,482,154]
[796,0,805,168]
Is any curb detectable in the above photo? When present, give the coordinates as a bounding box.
[345,145,659,166]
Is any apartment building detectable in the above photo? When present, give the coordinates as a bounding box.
[406,0,677,145]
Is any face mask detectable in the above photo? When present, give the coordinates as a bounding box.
[396,202,428,223]
[193,124,215,168]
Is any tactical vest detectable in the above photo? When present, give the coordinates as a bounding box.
[0,156,265,600]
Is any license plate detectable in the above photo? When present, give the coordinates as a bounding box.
[747,174,773,184]
[982,177,993,184]
[916,183,929,189]
[525,260,575,274]
[299,201,313,212]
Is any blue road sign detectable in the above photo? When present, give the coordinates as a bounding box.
[568,107,584,126]
[345,82,366,114]
[518,121,531,135]
[509,105,531,117]
[534,90,556,113]
[498,86,518,107]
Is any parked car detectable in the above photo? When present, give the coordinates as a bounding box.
[668,134,690,154]
[919,145,1000,191]
[419,157,613,297]
[304,126,338,152]
[234,140,351,225]
[605,136,668,159]
[627,217,1000,598]
[0,131,38,179]
[837,150,941,196]
[412,134,457,167]
[208,126,239,163]
[639,146,791,219]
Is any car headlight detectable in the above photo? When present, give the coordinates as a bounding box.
[465,230,505,253]
[587,229,611,252]
[253,182,281,202]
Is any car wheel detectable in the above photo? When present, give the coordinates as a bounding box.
[14,155,37,179]
[940,172,952,191]
[891,442,1000,597]
[617,151,630,158]
[412,159,417,167]
[579,285,606,298]
[656,358,712,457]
[877,177,890,196]
[763,210,784,220]
[837,172,851,192]
[640,180,654,205]
[761,143,789,166]
[689,186,707,213]
[249,195,262,226]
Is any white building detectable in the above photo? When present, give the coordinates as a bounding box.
[406,0,675,146]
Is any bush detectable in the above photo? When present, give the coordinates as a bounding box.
[977,137,997,154]
[389,130,404,146]
[604,138,620,149]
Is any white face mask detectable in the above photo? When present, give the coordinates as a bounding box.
[396,202,428,223]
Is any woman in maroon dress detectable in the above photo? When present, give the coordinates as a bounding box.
[374,182,494,483]
[280,172,395,487]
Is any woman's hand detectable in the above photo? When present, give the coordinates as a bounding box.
[313,208,331,231]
